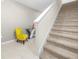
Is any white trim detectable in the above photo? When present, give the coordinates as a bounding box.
[1,40,15,45]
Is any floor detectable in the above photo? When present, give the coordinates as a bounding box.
[1,39,39,59]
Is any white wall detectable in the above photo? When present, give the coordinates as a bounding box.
[62,0,76,4]
[1,0,40,42]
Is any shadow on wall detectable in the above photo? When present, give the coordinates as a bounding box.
[1,0,40,42]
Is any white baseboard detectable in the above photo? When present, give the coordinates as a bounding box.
[1,40,15,45]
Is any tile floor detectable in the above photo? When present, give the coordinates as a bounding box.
[1,39,39,59]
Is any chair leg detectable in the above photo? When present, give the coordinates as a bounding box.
[16,40,19,42]
[23,41,25,44]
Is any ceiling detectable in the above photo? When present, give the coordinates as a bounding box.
[15,0,54,11]
[15,0,77,12]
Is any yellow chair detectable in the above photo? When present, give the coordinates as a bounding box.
[15,28,28,44]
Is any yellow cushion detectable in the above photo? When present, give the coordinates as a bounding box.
[15,28,28,41]
[16,28,22,35]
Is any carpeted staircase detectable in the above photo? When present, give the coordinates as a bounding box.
[40,1,78,59]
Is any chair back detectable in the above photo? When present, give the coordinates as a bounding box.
[15,28,22,36]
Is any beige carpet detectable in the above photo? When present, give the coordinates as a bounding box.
[40,1,78,59]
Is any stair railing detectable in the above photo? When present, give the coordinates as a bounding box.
[33,0,62,56]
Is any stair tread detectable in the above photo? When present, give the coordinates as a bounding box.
[52,28,78,32]
[47,36,78,49]
[57,16,78,20]
[45,42,78,59]
[50,30,78,39]
[58,15,77,18]
[53,25,77,28]
[54,24,78,27]
[56,18,78,21]
[53,26,78,32]
[47,39,78,53]
[55,21,78,25]
[58,14,78,17]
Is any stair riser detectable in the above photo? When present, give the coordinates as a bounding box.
[50,33,78,40]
